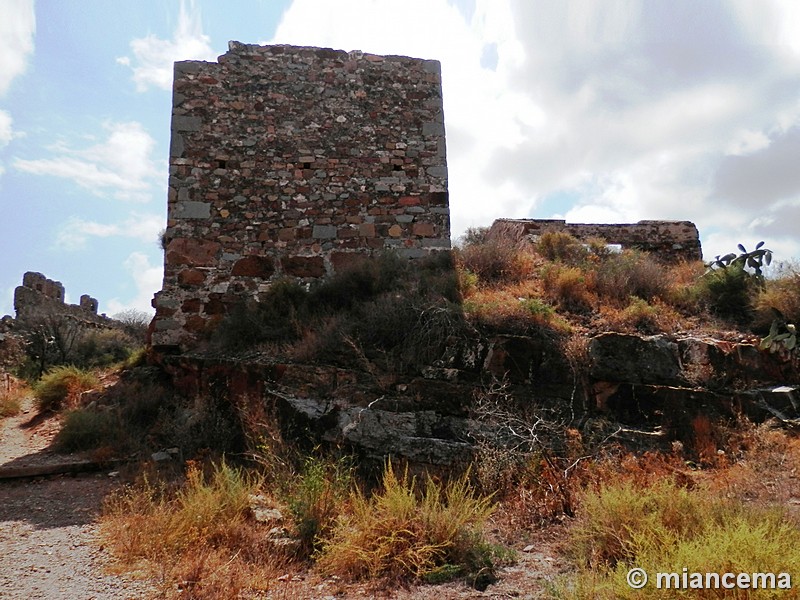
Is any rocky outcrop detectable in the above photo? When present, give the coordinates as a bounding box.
[154,328,800,468]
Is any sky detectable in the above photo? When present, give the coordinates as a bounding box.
[1,0,800,318]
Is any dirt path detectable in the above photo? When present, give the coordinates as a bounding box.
[0,397,156,599]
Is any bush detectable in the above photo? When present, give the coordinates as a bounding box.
[284,454,354,556]
[73,329,140,368]
[33,365,99,412]
[212,279,309,350]
[753,262,800,331]
[590,250,667,304]
[700,266,754,323]
[535,231,589,264]
[456,237,537,287]
[542,265,594,312]
[317,462,499,584]
[0,387,23,418]
[55,409,117,452]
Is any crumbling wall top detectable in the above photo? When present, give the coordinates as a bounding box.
[487,219,703,263]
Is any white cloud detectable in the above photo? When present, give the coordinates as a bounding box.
[56,213,165,250]
[0,110,14,148]
[0,0,35,96]
[13,121,160,202]
[119,0,217,92]
[106,252,162,316]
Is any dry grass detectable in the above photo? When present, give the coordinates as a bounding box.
[456,236,538,287]
[101,460,292,599]
[553,478,800,599]
[0,377,27,418]
[33,365,100,412]
[317,462,501,585]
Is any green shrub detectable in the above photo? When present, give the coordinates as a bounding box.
[309,252,409,310]
[284,454,354,556]
[34,365,99,412]
[212,279,309,350]
[55,408,117,452]
[73,329,139,368]
[317,462,499,584]
[700,266,754,323]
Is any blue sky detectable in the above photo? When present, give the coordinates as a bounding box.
[2,0,800,318]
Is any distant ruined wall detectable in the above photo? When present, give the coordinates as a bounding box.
[12,272,110,327]
[488,219,703,263]
[151,42,450,350]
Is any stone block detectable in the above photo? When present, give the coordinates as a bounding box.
[166,238,221,267]
[174,201,211,219]
[282,256,325,278]
[412,222,436,237]
[312,225,337,239]
[172,115,203,132]
[231,256,276,278]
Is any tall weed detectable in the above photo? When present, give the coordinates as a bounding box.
[317,462,499,584]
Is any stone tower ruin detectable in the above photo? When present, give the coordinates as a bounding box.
[151,42,450,349]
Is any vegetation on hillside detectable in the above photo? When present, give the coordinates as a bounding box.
[4,231,800,597]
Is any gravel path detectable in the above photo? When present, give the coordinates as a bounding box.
[0,398,157,599]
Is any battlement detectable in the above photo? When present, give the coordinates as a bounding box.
[13,272,108,325]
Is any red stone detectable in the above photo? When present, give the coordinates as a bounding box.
[184,315,209,333]
[232,256,275,278]
[281,256,325,278]
[167,238,221,267]
[413,222,436,237]
[178,269,206,286]
[331,252,368,273]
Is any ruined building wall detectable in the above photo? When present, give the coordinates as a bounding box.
[488,219,703,263]
[12,272,110,326]
[151,43,450,349]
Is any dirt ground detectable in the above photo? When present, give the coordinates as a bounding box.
[0,396,564,599]
[0,397,155,599]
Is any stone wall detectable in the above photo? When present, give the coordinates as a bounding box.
[151,42,450,350]
[12,272,110,326]
[487,219,702,263]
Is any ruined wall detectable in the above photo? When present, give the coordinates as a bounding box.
[488,219,702,262]
[12,272,109,326]
[152,42,450,349]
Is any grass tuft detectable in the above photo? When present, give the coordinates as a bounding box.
[33,365,99,412]
[316,461,500,584]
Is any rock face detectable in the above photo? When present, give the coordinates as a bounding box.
[157,330,800,469]
[151,43,450,350]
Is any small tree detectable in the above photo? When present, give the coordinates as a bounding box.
[113,309,152,343]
